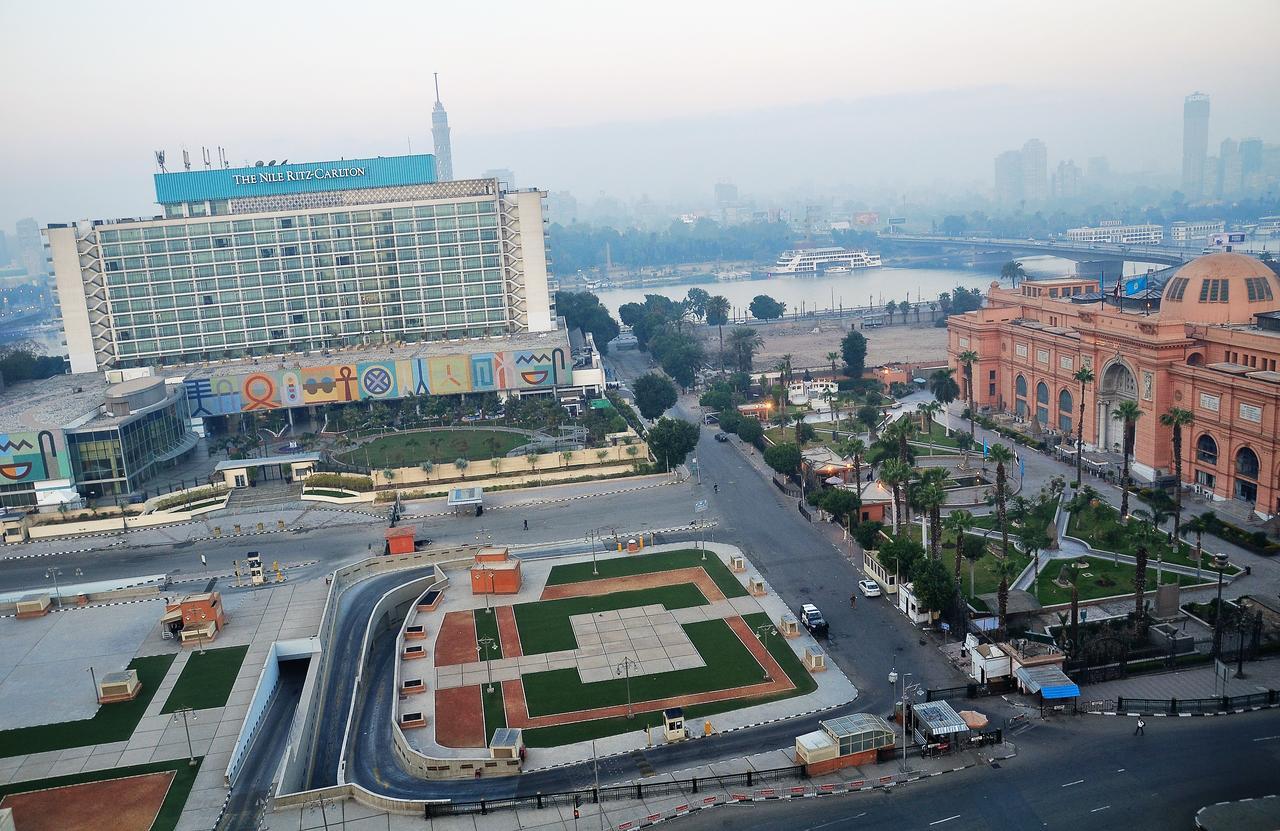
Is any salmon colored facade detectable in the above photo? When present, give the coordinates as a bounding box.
[948,253,1280,519]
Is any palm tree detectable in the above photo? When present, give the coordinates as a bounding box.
[1115,399,1144,520]
[917,467,949,560]
[525,450,540,474]
[929,368,960,410]
[884,299,897,322]
[826,351,841,378]
[1071,366,1095,487]
[880,459,912,534]
[454,457,469,479]
[962,535,986,599]
[846,438,867,492]
[706,295,731,373]
[1181,513,1211,581]
[995,557,1020,637]
[1133,543,1149,634]
[943,509,975,585]
[958,349,979,439]
[1000,260,1027,287]
[917,401,943,440]
[1160,407,1194,540]
[886,416,916,464]
[727,326,764,373]
[988,443,1015,559]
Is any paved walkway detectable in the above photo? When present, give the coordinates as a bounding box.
[1079,657,1280,704]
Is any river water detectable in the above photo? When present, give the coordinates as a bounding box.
[589,256,1076,319]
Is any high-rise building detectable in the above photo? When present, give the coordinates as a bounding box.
[1087,156,1110,180]
[431,73,454,181]
[1240,138,1264,192]
[1217,138,1241,198]
[483,169,516,189]
[1052,160,1082,200]
[994,150,1023,206]
[15,217,47,276]
[1182,92,1211,198]
[714,182,739,205]
[1021,139,1048,203]
[45,154,556,374]
[0,230,10,267]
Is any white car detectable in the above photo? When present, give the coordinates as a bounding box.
[858,579,882,598]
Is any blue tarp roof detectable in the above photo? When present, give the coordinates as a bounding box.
[1015,665,1079,699]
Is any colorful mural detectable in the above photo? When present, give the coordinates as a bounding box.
[0,430,71,484]
[182,348,570,418]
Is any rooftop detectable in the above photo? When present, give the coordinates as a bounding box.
[0,372,111,432]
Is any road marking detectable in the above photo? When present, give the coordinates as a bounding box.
[1115,768,1125,773]
[810,815,865,830]
[929,816,961,826]
[1253,735,1280,742]
[1062,779,1085,788]
[1090,806,1111,813]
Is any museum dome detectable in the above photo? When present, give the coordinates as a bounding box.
[1159,252,1280,325]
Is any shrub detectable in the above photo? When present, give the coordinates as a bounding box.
[154,485,226,511]
[735,418,763,444]
[303,473,373,492]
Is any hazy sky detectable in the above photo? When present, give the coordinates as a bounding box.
[2,0,1278,229]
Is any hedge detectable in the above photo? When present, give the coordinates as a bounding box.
[302,473,372,492]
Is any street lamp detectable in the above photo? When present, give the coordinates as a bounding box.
[1235,610,1249,680]
[172,706,198,766]
[1211,553,1229,658]
[477,637,498,693]
[615,656,638,719]
[45,566,82,608]
[585,529,598,576]
[753,624,778,681]
[889,668,920,770]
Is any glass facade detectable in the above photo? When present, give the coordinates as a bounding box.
[66,394,193,497]
[95,200,511,368]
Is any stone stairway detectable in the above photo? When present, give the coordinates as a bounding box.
[223,481,304,513]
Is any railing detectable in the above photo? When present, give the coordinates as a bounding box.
[1116,690,1279,715]
[424,765,807,817]
[925,683,992,701]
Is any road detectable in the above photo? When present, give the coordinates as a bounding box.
[670,709,1280,830]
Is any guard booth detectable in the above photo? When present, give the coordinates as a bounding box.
[447,487,484,517]
[910,700,970,757]
[663,707,687,742]
[489,727,525,762]
[246,552,265,585]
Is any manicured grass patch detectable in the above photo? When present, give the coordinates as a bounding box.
[1033,556,1208,605]
[544,549,749,599]
[472,608,504,660]
[160,645,248,714]
[739,612,818,696]
[0,757,202,831]
[482,684,506,745]
[909,421,963,449]
[336,429,526,468]
[513,584,709,655]
[522,619,765,717]
[1065,499,1239,573]
[0,654,175,758]
[938,534,1032,599]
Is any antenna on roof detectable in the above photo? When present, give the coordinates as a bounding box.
[255,160,265,167]
[434,72,441,104]
[154,150,167,173]
[182,149,191,171]
[202,147,211,169]
[217,146,228,169]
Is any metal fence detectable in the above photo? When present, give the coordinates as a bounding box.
[1115,690,1279,716]
[425,765,806,817]
[925,683,994,702]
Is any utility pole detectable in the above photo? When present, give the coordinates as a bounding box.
[615,656,638,718]
[477,637,498,693]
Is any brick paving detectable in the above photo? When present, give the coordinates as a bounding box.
[538,568,726,603]
[433,611,478,667]
[432,685,485,748]
[494,606,523,658]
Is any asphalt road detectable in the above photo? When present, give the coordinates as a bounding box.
[669,709,1280,830]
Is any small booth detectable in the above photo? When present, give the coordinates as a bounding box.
[795,713,897,775]
[966,635,1012,686]
[909,700,970,757]
[779,613,800,638]
[214,453,320,489]
[97,669,142,703]
[447,486,485,517]
[470,547,523,595]
[489,727,526,761]
[384,526,431,556]
[161,592,225,646]
[1014,665,1081,713]
[14,594,51,619]
[663,707,687,742]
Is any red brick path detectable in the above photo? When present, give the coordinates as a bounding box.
[501,615,796,728]
[494,605,523,658]
[538,568,725,603]
[434,684,486,748]
[434,610,479,667]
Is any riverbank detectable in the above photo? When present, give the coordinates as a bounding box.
[699,316,950,371]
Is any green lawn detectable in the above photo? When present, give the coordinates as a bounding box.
[544,549,749,599]
[0,757,202,831]
[0,654,175,758]
[522,612,815,747]
[1033,556,1210,605]
[161,645,249,714]
[473,608,504,660]
[482,684,506,745]
[1065,500,1239,573]
[938,535,1032,599]
[513,584,710,655]
[336,429,526,468]
[909,420,964,449]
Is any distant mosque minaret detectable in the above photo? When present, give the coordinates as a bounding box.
[431,73,454,181]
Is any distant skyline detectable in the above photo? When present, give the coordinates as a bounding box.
[2,0,1278,229]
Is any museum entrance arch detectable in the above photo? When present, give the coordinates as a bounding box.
[1097,361,1137,452]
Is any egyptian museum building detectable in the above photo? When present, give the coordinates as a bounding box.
[947,252,1280,519]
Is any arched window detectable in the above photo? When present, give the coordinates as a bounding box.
[1057,388,1073,432]
[1187,352,1204,366]
[1236,446,1259,479]
[1196,434,1218,465]
[1035,381,1049,425]
[1016,376,1028,397]
[1014,374,1028,418]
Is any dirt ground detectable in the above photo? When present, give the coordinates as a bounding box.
[0,771,174,831]
[701,318,949,372]
[434,611,479,667]
[434,685,486,748]
[538,568,724,603]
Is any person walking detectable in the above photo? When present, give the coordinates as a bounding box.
[523,519,528,531]
[850,592,857,608]
[1133,718,1145,736]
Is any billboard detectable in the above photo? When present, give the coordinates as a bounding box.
[1209,232,1247,246]
[887,217,907,226]
[0,430,70,485]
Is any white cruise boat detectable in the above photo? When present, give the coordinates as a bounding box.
[768,247,882,276]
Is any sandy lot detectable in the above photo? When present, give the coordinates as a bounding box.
[701,318,950,372]
[1,771,174,831]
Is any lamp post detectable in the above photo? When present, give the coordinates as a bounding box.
[477,637,498,693]
[45,566,82,608]
[753,624,778,681]
[172,706,198,766]
[615,656,638,719]
[1211,553,1229,658]
[889,668,918,770]
[585,529,599,576]
[1235,610,1249,679]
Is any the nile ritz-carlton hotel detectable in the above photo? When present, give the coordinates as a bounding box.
[947,251,1280,518]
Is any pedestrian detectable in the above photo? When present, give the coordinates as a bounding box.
[713,483,719,494]
[1133,718,1145,736]
[523,519,528,531]
[850,592,856,608]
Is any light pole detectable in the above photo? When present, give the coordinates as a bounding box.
[889,668,918,770]
[616,656,638,719]
[477,637,498,693]
[45,566,82,608]
[172,706,198,766]
[1235,610,1249,679]
[88,666,97,702]
[1211,553,1229,658]
[585,529,598,576]
[753,624,778,681]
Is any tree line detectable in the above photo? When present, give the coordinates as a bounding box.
[547,218,795,275]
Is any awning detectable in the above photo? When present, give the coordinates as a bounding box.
[1015,665,1080,699]
[911,700,969,737]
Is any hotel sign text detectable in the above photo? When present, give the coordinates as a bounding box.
[232,166,367,186]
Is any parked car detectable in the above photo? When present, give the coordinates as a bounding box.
[714,432,730,443]
[858,579,882,598]
[800,603,828,637]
